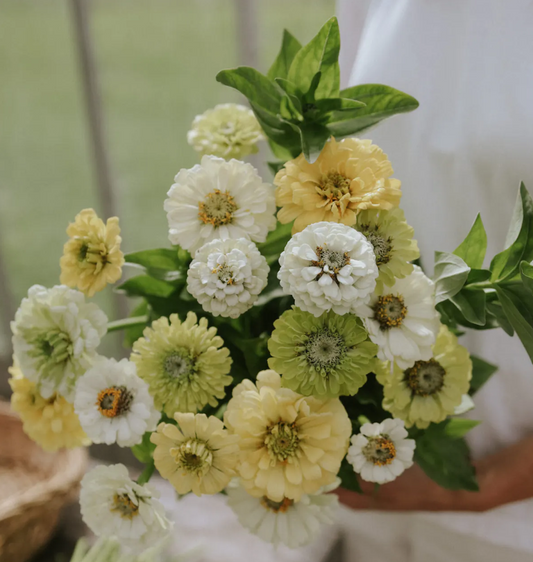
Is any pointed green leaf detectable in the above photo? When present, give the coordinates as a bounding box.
[454,214,487,269]
[268,139,294,161]
[443,419,481,439]
[116,275,176,299]
[287,17,340,99]
[486,300,514,336]
[293,120,332,163]
[433,251,471,304]
[520,260,533,294]
[469,355,498,395]
[268,29,302,81]
[449,289,486,326]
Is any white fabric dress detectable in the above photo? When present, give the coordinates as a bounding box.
[336,1,533,560]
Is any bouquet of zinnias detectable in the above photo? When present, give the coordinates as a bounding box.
[9,17,533,552]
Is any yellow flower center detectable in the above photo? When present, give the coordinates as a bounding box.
[405,359,446,396]
[171,438,213,475]
[96,386,133,418]
[212,263,235,285]
[363,436,396,466]
[198,189,238,227]
[318,171,351,201]
[260,496,294,513]
[75,238,109,273]
[265,422,300,462]
[311,245,350,282]
[111,493,139,519]
[374,294,407,329]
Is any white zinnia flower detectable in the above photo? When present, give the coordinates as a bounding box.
[187,238,269,318]
[187,103,263,160]
[74,357,159,447]
[164,155,276,255]
[278,222,378,317]
[80,464,172,550]
[226,479,340,549]
[346,419,415,484]
[359,265,440,369]
[11,284,107,401]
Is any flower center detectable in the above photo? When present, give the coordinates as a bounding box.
[25,328,73,378]
[311,245,350,282]
[171,438,213,476]
[374,294,407,329]
[164,351,195,378]
[362,435,397,466]
[260,496,294,513]
[301,328,347,374]
[198,189,237,227]
[265,422,300,462]
[96,386,133,418]
[111,493,139,519]
[317,171,351,202]
[405,359,446,396]
[212,263,235,285]
[360,226,393,266]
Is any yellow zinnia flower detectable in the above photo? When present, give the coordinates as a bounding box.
[275,137,402,234]
[9,362,90,451]
[376,325,472,429]
[224,370,351,502]
[60,208,124,297]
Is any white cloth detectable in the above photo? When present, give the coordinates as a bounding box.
[337,0,533,559]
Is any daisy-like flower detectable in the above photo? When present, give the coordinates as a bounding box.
[224,370,351,502]
[268,307,377,398]
[131,312,232,415]
[187,103,263,160]
[187,238,269,318]
[355,208,420,291]
[359,266,440,369]
[164,155,276,255]
[74,358,159,447]
[9,361,90,452]
[226,479,340,549]
[275,137,402,234]
[346,419,415,484]
[60,208,124,297]
[278,222,378,317]
[151,412,240,496]
[80,464,172,550]
[11,285,108,401]
[377,324,472,429]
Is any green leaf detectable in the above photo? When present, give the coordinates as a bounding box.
[268,29,302,81]
[257,221,293,256]
[338,457,362,494]
[520,260,533,294]
[131,431,156,464]
[116,275,176,298]
[469,355,498,395]
[433,251,471,304]
[137,460,155,485]
[443,418,481,439]
[449,289,486,326]
[125,248,181,271]
[267,161,285,176]
[216,67,281,113]
[287,17,340,100]
[486,300,514,336]
[454,214,487,269]
[251,103,301,156]
[293,120,332,162]
[465,268,491,285]
[414,420,478,491]
[491,183,533,281]
[268,139,295,162]
[329,84,419,137]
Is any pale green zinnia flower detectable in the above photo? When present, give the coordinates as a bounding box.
[268,307,378,398]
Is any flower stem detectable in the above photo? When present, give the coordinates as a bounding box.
[137,460,155,485]
[106,315,148,333]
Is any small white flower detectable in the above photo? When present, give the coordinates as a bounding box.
[226,480,340,549]
[187,238,269,318]
[278,222,378,317]
[359,265,440,369]
[187,103,263,160]
[11,284,107,401]
[347,419,415,484]
[74,357,159,447]
[80,464,172,550]
[164,155,276,256]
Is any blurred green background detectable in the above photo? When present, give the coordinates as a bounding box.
[0,0,335,360]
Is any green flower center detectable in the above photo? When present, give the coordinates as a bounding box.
[360,225,393,266]
[302,328,347,374]
[260,496,294,513]
[97,386,133,418]
[265,422,300,462]
[405,359,446,396]
[362,435,396,466]
[111,493,139,519]
[374,294,407,329]
[164,350,195,379]
[25,328,73,378]
[198,189,237,227]
[318,171,351,201]
[172,438,213,476]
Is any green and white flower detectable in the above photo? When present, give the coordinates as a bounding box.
[268,307,377,397]
[11,284,107,401]
[187,103,263,160]
[355,208,420,291]
[187,237,269,318]
[131,312,232,415]
[347,419,415,484]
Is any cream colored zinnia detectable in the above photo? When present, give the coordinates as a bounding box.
[60,208,124,297]
[9,362,90,452]
[224,370,351,502]
[151,412,240,496]
[275,137,402,234]
[377,324,472,428]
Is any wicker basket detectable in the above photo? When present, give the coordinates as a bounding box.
[0,400,88,562]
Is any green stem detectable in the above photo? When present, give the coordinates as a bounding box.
[106,315,148,333]
[137,460,155,485]
[464,281,495,291]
